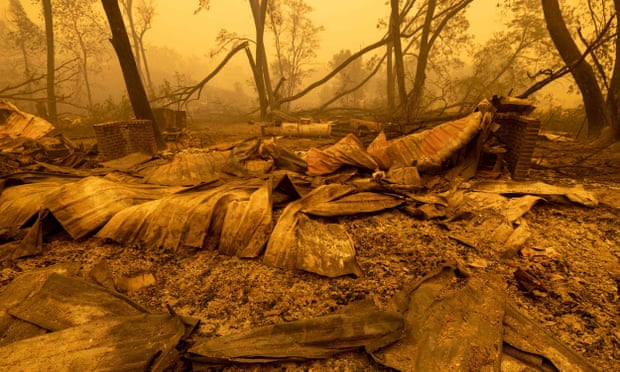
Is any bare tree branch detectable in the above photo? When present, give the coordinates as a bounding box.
[518,13,616,98]
[279,37,390,105]
[152,41,249,108]
[318,54,387,112]
[577,26,609,90]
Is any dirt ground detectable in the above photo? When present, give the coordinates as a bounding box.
[1,121,619,371]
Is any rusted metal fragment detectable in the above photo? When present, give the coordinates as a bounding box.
[373,265,597,372]
[303,192,403,217]
[0,209,47,260]
[188,300,403,364]
[464,193,542,223]
[97,181,272,255]
[221,138,274,177]
[504,195,543,222]
[0,182,61,229]
[8,273,148,331]
[295,214,362,277]
[259,138,307,173]
[503,303,597,372]
[305,147,343,175]
[0,315,45,348]
[307,134,378,175]
[142,151,227,186]
[367,131,391,169]
[373,266,506,371]
[0,264,79,346]
[0,313,185,371]
[472,180,598,207]
[263,184,357,275]
[387,112,483,170]
[386,166,422,186]
[0,101,54,140]
[45,177,178,240]
[218,182,272,258]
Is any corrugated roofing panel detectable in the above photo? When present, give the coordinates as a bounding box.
[0,101,54,140]
[45,177,180,239]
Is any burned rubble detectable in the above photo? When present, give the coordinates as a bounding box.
[0,98,617,370]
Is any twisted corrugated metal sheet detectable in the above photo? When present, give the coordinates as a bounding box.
[0,101,55,140]
[387,112,483,170]
[307,134,378,175]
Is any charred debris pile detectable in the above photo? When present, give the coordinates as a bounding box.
[0,97,604,371]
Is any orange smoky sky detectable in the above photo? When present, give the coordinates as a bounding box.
[1,0,503,60]
[148,1,503,59]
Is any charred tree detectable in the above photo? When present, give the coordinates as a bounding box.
[408,0,436,120]
[42,0,57,123]
[541,0,608,137]
[101,0,164,149]
[249,0,274,120]
[390,0,407,116]
[606,0,620,139]
[386,41,395,114]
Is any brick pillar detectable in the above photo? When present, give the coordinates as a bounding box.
[94,119,158,160]
[495,113,540,180]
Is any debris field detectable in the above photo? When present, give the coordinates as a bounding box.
[0,98,618,371]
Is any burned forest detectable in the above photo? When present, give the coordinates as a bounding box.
[0,0,618,371]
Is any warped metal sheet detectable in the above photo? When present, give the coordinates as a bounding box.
[0,264,80,346]
[373,265,597,372]
[367,131,391,169]
[464,193,542,223]
[263,184,364,277]
[100,152,153,172]
[45,177,180,239]
[302,192,403,217]
[97,181,272,255]
[9,273,148,331]
[141,151,227,186]
[0,182,62,228]
[374,265,505,371]
[307,134,378,175]
[189,300,403,364]
[503,302,598,372]
[0,101,54,140]
[0,314,185,372]
[295,214,362,277]
[472,180,598,207]
[218,182,272,257]
[259,138,307,173]
[387,112,483,170]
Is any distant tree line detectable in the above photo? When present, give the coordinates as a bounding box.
[0,0,619,140]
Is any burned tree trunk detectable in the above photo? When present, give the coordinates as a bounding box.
[408,0,436,121]
[542,0,609,137]
[42,0,57,123]
[390,0,407,116]
[101,0,165,149]
[249,0,273,120]
[606,0,620,140]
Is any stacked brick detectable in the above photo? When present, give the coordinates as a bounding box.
[495,113,540,180]
[94,120,158,160]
